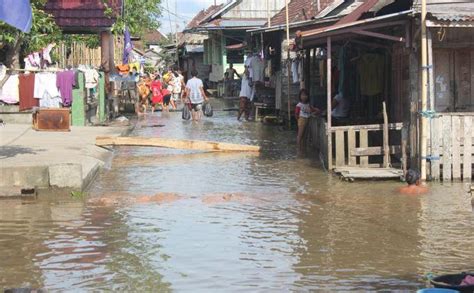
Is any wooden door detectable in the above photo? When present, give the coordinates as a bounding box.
[433,49,453,112]
[434,49,474,112]
[454,50,474,111]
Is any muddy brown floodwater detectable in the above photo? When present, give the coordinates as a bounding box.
[1,101,473,291]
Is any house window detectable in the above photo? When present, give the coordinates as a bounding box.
[434,49,474,112]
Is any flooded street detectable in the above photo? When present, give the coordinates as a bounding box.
[1,103,473,291]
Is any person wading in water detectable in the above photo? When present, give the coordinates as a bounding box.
[185,70,208,121]
[398,169,429,195]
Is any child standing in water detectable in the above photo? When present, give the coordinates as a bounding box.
[295,89,315,152]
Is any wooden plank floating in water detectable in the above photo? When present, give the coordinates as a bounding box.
[334,167,404,180]
[96,136,261,152]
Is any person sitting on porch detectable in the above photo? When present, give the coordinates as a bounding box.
[398,169,429,195]
[331,93,349,120]
[312,93,349,123]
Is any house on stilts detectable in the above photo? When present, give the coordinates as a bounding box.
[246,0,474,181]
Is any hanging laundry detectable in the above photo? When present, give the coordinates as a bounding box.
[358,53,384,96]
[250,56,265,82]
[34,72,60,101]
[56,70,76,106]
[0,74,20,104]
[298,58,304,82]
[83,69,99,89]
[33,52,41,68]
[291,59,299,84]
[39,91,62,108]
[19,73,37,110]
[245,55,254,79]
[42,43,56,65]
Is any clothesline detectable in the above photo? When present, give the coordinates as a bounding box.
[7,68,63,73]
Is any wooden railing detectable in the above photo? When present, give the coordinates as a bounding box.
[429,112,474,181]
[328,123,407,170]
[307,117,407,171]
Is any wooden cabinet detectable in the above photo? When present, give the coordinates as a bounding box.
[33,108,70,131]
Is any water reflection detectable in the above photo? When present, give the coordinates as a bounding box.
[1,105,473,291]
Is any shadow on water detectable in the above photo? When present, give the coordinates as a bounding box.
[0,100,473,291]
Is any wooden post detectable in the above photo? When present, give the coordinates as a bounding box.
[427,30,434,111]
[463,117,472,181]
[100,30,111,74]
[420,0,429,180]
[402,127,408,176]
[327,37,332,170]
[383,101,390,167]
[285,0,291,129]
[267,0,271,27]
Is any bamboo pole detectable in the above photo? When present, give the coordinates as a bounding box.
[267,0,271,27]
[327,37,332,170]
[285,0,291,128]
[420,0,428,180]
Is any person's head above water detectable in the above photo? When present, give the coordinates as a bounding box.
[405,169,420,185]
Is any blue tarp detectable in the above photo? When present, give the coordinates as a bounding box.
[0,0,33,33]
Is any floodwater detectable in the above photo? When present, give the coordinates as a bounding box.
[1,102,473,291]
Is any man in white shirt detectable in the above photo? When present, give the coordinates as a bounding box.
[185,70,208,121]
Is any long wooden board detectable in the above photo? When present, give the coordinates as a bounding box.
[96,136,261,152]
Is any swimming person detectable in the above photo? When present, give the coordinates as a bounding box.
[398,169,429,195]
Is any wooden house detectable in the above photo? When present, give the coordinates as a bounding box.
[290,0,474,181]
[187,0,288,86]
[244,0,473,181]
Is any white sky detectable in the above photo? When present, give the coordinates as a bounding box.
[159,0,227,35]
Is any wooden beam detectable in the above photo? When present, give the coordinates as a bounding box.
[351,145,402,157]
[330,122,404,132]
[353,30,405,42]
[96,136,261,152]
[382,102,390,167]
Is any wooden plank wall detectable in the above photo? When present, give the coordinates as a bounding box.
[430,114,474,181]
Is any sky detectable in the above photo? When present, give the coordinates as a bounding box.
[158,0,226,36]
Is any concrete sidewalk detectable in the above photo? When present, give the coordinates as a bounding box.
[0,123,130,195]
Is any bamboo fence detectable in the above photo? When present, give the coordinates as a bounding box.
[53,36,124,68]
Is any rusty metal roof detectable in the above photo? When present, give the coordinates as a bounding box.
[268,0,335,26]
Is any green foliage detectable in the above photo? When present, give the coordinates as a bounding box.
[107,0,162,37]
[0,0,62,57]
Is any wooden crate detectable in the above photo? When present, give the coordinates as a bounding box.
[33,108,70,132]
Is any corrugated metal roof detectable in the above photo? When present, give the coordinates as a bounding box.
[326,0,365,18]
[413,0,474,22]
[201,19,267,29]
[185,45,204,53]
[300,10,411,39]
